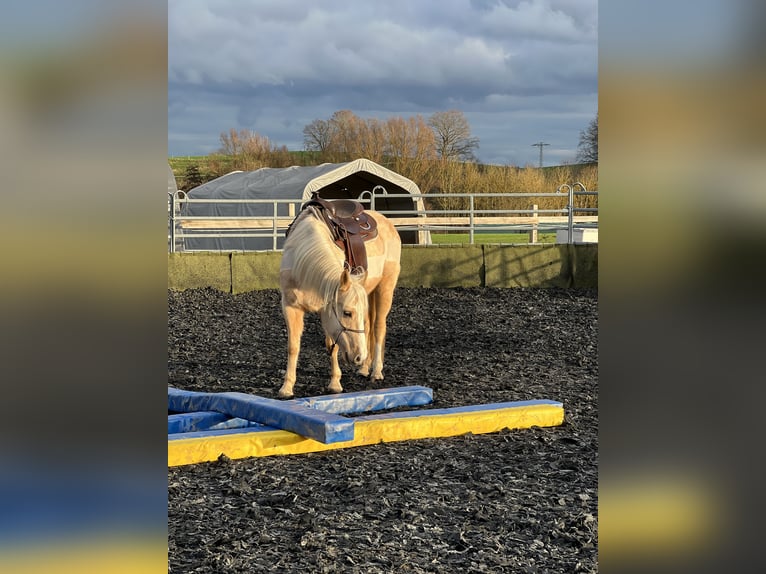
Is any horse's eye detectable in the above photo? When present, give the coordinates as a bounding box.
[343,310,353,318]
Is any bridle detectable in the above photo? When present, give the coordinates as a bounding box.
[326,296,365,356]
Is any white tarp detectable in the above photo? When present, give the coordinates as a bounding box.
[180,158,428,251]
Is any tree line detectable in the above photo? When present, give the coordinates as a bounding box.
[174,109,597,212]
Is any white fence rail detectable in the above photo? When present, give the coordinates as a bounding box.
[168,183,597,252]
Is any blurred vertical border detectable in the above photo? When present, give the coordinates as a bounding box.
[600,1,766,572]
[0,1,168,572]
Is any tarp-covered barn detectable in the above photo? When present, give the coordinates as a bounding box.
[178,158,428,251]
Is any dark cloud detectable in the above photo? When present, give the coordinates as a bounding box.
[168,0,597,165]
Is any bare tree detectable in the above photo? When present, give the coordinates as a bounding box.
[385,116,435,160]
[219,128,245,155]
[219,128,271,157]
[427,110,479,161]
[358,118,386,163]
[576,113,598,164]
[328,109,362,159]
[303,119,333,152]
[218,128,276,170]
[385,115,437,188]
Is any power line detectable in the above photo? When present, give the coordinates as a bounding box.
[531,142,550,168]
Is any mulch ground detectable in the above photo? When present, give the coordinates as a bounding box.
[168,287,598,573]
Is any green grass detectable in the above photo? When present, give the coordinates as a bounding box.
[168,152,317,175]
[168,154,231,173]
[430,232,557,244]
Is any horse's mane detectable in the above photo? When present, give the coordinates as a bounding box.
[285,209,346,306]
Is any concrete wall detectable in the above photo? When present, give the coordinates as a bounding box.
[168,244,597,293]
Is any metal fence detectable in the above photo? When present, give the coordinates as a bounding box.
[168,183,597,252]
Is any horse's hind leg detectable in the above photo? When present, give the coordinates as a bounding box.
[367,271,398,380]
[358,291,378,378]
[279,304,304,398]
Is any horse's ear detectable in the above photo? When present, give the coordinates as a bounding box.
[339,268,351,292]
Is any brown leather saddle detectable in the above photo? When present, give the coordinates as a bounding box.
[289,192,378,273]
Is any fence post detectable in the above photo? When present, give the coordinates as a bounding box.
[567,185,574,244]
[168,192,175,253]
[529,204,538,243]
[469,195,475,244]
[168,191,185,253]
[272,200,279,251]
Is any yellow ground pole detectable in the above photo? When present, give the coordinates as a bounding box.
[169,401,564,467]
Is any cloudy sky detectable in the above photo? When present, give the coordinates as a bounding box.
[168,0,597,166]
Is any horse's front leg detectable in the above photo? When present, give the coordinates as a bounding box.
[369,316,387,381]
[358,291,376,378]
[368,279,396,381]
[279,305,304,399]
[325,335,343,394]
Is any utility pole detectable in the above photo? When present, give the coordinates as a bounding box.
[531,142,549,168]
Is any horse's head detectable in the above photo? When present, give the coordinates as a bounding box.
[321,268,368,367]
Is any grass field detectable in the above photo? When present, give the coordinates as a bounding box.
[168,152,320,175]
[430,232,557,244]
[169,155,231,172]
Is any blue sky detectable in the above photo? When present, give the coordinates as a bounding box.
[168,0,597,166]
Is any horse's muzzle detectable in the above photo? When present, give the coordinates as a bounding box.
[341,349,365,366]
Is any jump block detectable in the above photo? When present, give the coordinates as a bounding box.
[169,411,229,434]
[168,392,564,467]
[168,387,354,443]
[168,385,433,442]
[168,411,262,434]
[292,385,433,414]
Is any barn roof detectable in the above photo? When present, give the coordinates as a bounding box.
[180,158,427,251]
[186,158,421,202]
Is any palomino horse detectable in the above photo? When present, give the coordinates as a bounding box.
[278,205,401,398]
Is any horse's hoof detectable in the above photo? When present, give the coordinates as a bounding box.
[277,391,294,400]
